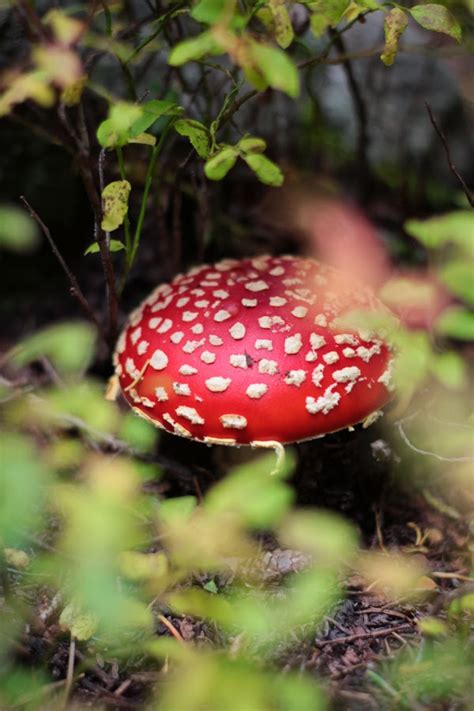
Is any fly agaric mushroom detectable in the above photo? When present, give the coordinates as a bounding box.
[112,255,394,461]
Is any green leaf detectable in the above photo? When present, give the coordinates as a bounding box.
[380,8,408,66]
[438,261,474,305]
[203,579,218,594]
[0,205,39,252]
[12,322,96,374]
[268,0,294,49]
[418,617,448,637]
[343,0,378,22]
[168,31,220,66]
[101,180,131,232]
[204,146,239,180]
[309,0,350,37]
[175,118,212,159]
[243,153,284,186]
[405,211,474,257]
[429,351,466,389]
[129,99,182,137]
[238,136,267,154]
[159,496,198,525]
[119,412,157,452]
[97,102,143,148]
[204,452,295,528]
[0,435,49,547]
[59,602,99,641]
[249,42,299,98]
[410,4,462,43]
[436,307,474,341]
[128,132,157,146]
[85,239,125,255]
[191,0,233,24]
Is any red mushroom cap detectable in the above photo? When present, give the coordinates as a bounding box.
[114,255,394,446]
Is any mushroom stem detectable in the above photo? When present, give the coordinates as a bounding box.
[250,440,286,476]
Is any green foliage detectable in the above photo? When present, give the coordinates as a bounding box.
[409,4,462,43]
[175,118,212,158]
[10,322,96,375]
[0,205,39,253]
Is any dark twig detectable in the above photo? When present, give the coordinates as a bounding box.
[19,197,103,336]
[329,30,371,199]
[425,102,474,207]
[316,623,413,647]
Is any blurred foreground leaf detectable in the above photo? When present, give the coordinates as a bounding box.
[0,205,39,252]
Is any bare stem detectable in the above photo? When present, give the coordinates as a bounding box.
[19,197,103,337]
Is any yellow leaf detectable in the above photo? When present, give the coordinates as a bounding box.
[0,70,55,116]
[100,180,131,232]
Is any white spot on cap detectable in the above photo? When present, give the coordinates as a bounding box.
[137,340,149,355]
[155,387,168,401]
[255,339,273,351]
[332,366,361,383]
[357,344,381,362]
[209,334,223,346]
[195,300,210,308]
[229,322,246,340]
[176,297,190,308]
[182,311,198,322]
[183,339,205,354]
[220,414,247,430]
[292,306,308,319]
[150,350,168,370]
[140,397,155,408]
[305,351,318,362]
[311,364,325,387]
[200,350,216,364]
[191,324,204,335]
[245,280,269,292]
[246,383,268,399]
[179,364,198,375]
[213,289,229,299]
[173,382,191,396]
[259,315,285,329]
[285,333,303,355]
[323,351,339,365]
[131,327,142,345]
[170,331,184,344]
[191,289,205,297]
[258,359,278,375]
[378,359,395,391]
[116,331,127,354]
[284,370,307,387]
[205,377,231,392]
[242,298,257,307]
[310,333,326,349]
[306,385,340,415]
[125,357,140,379]
[151,295,173,312]
[157,319,173,334]
[269,266,285,276]
[230,354,247,369]
[148,317,162,329]
[335,333,359,346]
[176,406,204,425]
[314,314,327,327]
[343,347,356,358]
[214,310,231,322]
[270,296,287,306]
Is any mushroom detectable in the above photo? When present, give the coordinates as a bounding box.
[112,255,394,465]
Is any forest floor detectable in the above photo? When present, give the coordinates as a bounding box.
[9,421,471,711]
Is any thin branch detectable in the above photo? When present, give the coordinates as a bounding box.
[395,415,473,463]
[425,102,474,208]
[19,197,103,335]
[329,30,371,198]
